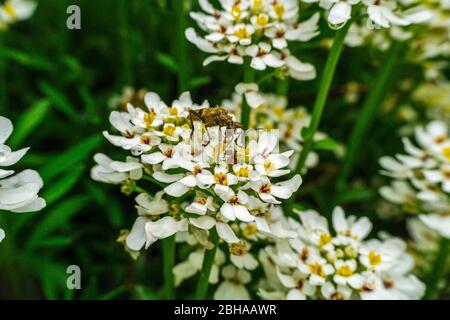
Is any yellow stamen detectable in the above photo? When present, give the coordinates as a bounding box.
[256,14,269,26]
[234,27,250,39]
[442,147,450,161]
[336,265,353,277]
[273,3,285,20]
[214,172,228,185]
[163,125,176,136]
[242,223,257,237]
[4,2,16,19]
[319,233,332,247]
[236,166,250,177]
[368,251,382,266]
[309,262,325,277]
[231,4,241,19]
[143,112,156,128]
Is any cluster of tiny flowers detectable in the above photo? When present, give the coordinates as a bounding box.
[92,90,302,253]
[379,120,450,238]
[0,0,36,30]
[258,207,425,300]
[0,116,46,243]
[171,203,296,300]
[305,0,430,30]
[185,0,319,80]
[222,83,329,171]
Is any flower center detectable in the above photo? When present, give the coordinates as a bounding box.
[273,3,285,20]
[4,3,16,19]
[231,5,241,20]
[236,166,250,177]
[442,147,450,161]
[164,148,174,158]
[168,107,178,116]
[260,183,271,193]
[163,125,176,136]
[319,233,332,247]
[242,223,257,237]
[264,160,275,173]
[256,14,269,26]
[368,251,382,266]
[197,197,207,205]
[336,265,353,277]
[140,135,151,145]
[214,172,228,185]
[229,242,248,256]
[309,262,325,277]
[234,27,250,39]
[143,112,156,128]
[193,166,203,175]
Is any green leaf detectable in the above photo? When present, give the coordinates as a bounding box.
[33,236,73,249]
[8,100,51,149]
[155,52,178,73]
[189,76,211,90]
[312,138,339,151]
[39,82,79,121]
[335,188,376,205]
[99,285,126,300]
[39,135,101,182]
[0,47,55,72]
[42,164,85,205]
[26,195,90,251]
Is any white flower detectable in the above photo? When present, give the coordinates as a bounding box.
[214,265,251,300]
[173,248,226,286]
[0,115,45,242]
[187,0,319,77]
[91,153,143,184]
[0,0,36,26]
[246,42,284,70]
[364,0,411,29]
[332,206,372,243]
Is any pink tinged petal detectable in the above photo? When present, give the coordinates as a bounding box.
[0,116,13,144]
[205,32,225,42]
[220,203,236,221]
[227,55,244,65]
[164,182,190,197]
[270,185,292,199]
[423,170,443,183]
[190,216,216,230]
[216,222,240,243]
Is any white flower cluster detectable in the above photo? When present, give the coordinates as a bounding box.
[259,207,425,300]
[305,0,430,29]
[379,120,450,238]
[0,116,46,242]
[92,90,302,252]
[222,83,329,171]
[0,0,36,30]
[185,0,319,80]
[413,82,450,122]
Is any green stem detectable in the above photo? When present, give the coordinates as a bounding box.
[162,235,176,300]
[293,23,351,177]
[195,228,219,300]
[276,78,290,96]
[424,237,449,300]
[336,41,405,190]
[174,0,188,91]
[240,57,255,129]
